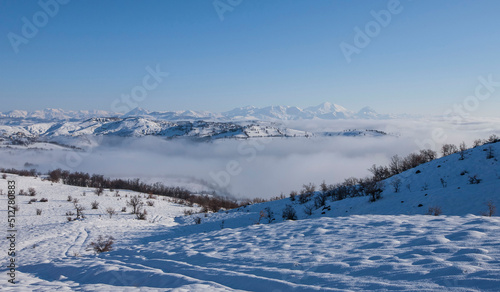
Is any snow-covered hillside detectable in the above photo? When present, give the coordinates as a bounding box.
[1,141,499,291]
[0,117,389,147]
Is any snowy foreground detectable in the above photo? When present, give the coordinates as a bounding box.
[0,176,499,291]
[1,142,500,291]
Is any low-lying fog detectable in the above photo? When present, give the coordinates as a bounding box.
[2,118,499,199]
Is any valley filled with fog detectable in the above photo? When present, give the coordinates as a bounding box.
[2,117,498,199]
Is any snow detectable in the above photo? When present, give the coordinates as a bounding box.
[1,142,499,291]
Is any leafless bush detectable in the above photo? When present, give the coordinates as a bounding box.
[481,200,496,217]
[146,200,155,207]
[94,187,104,196]
[194,217,202,224]
[459,142,467,160]
[391,177,402,193]
[66,211,75,216]
[36,209,42,215]
[114,191,120,197]
[440,178,447,188]
[468,175,482,184]
[40,198,48,202]
[73,198,79,204]
[91,200,99,209]
[441,144,458,157]
[28,198,37,204]
[2,174,6,179]
[426,206,442,216]
[136,209,147,220]
[13,205,19,211]
[127,195,143,214]
[89,235,115,253]
[289,191,297,201]
[18,189,26,196]
[67,195,73,202]
[486,145,494,159]
[121,207,127,212]
[106,207,116,218]
[28,187,36,196]
[303,204,314,216]
[74,203,85,219]
[282,204,297,220]
[184,209,196,216]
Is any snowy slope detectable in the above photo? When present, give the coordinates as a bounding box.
[1,143,499,291]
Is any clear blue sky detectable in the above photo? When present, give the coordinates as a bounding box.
[1,0,500,116]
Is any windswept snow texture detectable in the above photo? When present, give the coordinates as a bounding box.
[1,142,500,291]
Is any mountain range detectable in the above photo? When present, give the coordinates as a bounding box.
[0,102,390,122]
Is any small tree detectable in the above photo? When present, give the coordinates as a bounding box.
[441,144,458,157]
[282,204,297,220]
[289,191,297,201]
[391,177,402,193]
[303,204,314,216]
[459,142,467,160]
[74,203,85,219]
[486,145,494,159]
[89,235,115,253]
[127,195,143,214]
[94,187,104,196]
[264,207,275,223]
[481,200,496,217]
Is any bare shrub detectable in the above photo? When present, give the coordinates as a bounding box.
[459,142,467,160]
[264,207,275,223]
[91,200,99,209]
[289,191,297,201]
[282,204,297,220]
[391,177,401,193]
[106,207,116,218]
[146,200,155,207]
[426,206,442,216]
[194,217,202,224]
[303,204,314,216]
[13,205,19,211]
[67,195,73,202]
[114,191,120,197]
[40,198,48,202]
[28,187,36,196]
[66,211,75,216]
[74,203,85,219]
[36,209,42,215]
[184,209,196,216]
[481,200,497,217]
[441,144,458,157]
[28,198,37,204]
[486,145,494,159]
[127,195,143,214]
[89,235,115,253]
[136,209,147,220]
[73,198,79,204]
[440,178,447,188]
[468,175,482,184]
[94,187,104,196]
[2,174,6,179]
[121,207,127,212]
[18,189,26,196]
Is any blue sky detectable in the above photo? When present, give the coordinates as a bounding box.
[1,0,500,116]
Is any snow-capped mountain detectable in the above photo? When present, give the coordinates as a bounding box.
[0,108,118,121]
[0,103,390,122]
